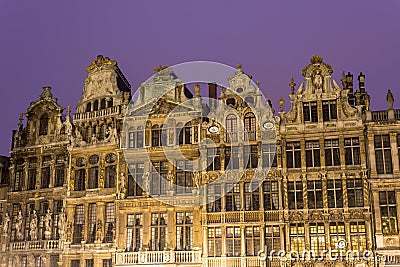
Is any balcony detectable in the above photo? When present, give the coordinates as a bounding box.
[204,210,280,224]
[205,257,282,267]
[115,250,202,266]
[73,105,121,121]
[9,240,63,251]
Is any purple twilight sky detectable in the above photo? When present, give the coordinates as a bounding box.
[0,1,399,156]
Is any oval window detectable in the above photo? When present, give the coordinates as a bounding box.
[106,153,116,163]
[76,157,86,167]
[89,155,99,165]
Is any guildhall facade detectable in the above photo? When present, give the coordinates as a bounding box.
[0,55,399,267]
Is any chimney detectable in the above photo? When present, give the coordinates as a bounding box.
[208,83,217,109]
[358,72,365,93]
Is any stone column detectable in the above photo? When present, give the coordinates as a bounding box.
[240,225,246,257]
[202,226,208,257]
[367,134,376,176]
[390,133,399,174]
[142,208,150,250]
[167,207,175,250]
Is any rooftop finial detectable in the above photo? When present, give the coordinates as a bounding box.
[341,71,347,88]
[278,96,285,112]
[289,77,296,94]
[310,55,323,64]
[40,86,53,100]
[153,65,170,72]
[237,64,242,70]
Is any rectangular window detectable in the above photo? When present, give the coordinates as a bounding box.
[305,140,320,167]
[87,203,97,243]
[128,129,144,148]
[176,211,193,250]
[244,182,260,211]
[50,256,59,267]
[375,134,393,174]
[327,180,343,208]
[88,167,99,189]
[102,259,112,267]
[175,160,193,194]
[344,137,361,165]
[325,139,340,166]
[322,100,337,121]
[73,205,84,244]
[208,227,222,257]
[245,226,261,256]
[150,213,167,251]
[41,156,51,189]
[289,223,305,253]
[105,165,116,188]
[207,184,222,212]
[262,144,277,168]
[71,260,80,267]
[330,222,345,254]
[288,181,303,209]
[104,202,115,243]
[303,102,318,122]
[27,169,36,190]
[225,183,241,211]
[265,226,280,253]
[379,191,398,235]
[347,178,364,207]
[150,161,168,196]
[54,166,65,187]
[307,180,323,209]
[263,181,279,210]
[126,213,143,252]
[350,222,366,252]
[75,169,85,191]
[177,124,192,145]
[225,146,240,170]
[244,145,258,169]
[226,226,241,257]
[151,126,167,147]
[127,163,144,197]
[207,148,221,171]
[85,259,94,267]
[286,142,301,168]
[309,223,326,257]
[14,170,23,191]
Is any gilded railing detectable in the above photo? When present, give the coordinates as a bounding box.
[9,240,63,251]
[73,105,121,121]
[204,210,280,224]
[115,250,202,265]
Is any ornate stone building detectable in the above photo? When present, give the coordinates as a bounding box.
[0,55,399,267]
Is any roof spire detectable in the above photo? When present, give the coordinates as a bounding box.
[289,77,296,94]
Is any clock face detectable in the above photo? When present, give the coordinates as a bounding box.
[263,122,274,129]
[208,126,220,134]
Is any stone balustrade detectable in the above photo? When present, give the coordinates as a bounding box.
[114,250,202,265]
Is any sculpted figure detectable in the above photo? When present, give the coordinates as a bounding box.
[15,210,24,240]
[2,213,10,234]
[58,208,66,239]
[29,210,38,240]
[43,209,52,240]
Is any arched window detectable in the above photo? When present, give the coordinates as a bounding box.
[39,114,49,136]
[100,99,107,109]
[244,112,256,141]
[108,98,113,108]
[177,122,192,145]
[226,114,238,142]
[86,102,92,112]
[93,100,99,111]
[152,125,167,147]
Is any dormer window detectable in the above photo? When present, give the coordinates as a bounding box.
[39,113,49,136]
[322,101,337,121]
[245,97,254,105]
[303,102,318,122]
[226,98,236,106]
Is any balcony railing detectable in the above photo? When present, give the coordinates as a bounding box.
[205,256,283,267]
[115,250,202,265]
[204,210,280,224]
[73,105,121,121]
[371,110,388,121]
[9,240,63,251]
